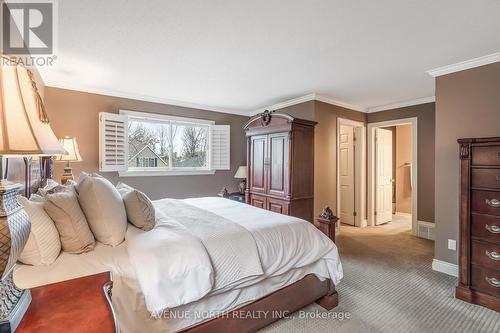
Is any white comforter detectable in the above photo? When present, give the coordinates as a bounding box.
[126,197,343,313]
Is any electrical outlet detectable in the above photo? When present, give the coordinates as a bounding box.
[448,239,457,251]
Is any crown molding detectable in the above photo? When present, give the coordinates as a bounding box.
[427,52,500,77]
[251,93,366,115]
[367,96,435,113]
[314,95,366,112]
[251,93,316,115]
[43,81,251,116]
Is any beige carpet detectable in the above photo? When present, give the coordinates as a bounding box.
[260,217,500,333]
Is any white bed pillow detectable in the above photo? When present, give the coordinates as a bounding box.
[116,182,156,231]
[16,195,61,266]
[77,173,127,246]
[44,189,95,254]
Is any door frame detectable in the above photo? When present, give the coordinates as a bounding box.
[367,117,418,235]
[336,118,366,227]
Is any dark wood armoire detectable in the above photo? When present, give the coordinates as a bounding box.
[243,111,317,222]
[456,137,500,312]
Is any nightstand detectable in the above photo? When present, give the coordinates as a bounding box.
[16,272,118,333]
[228,192,245,203]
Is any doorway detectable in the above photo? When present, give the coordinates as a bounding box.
[337,118,365,227]
[368,118,418,235]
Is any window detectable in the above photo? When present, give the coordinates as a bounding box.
[137,157,158,168]
[99,110,230,176]
[128,116,209,171]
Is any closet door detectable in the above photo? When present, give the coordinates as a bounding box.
[250,135,267,194]
[267,132,289,197]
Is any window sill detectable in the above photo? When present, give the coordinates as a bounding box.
[118,169,216,177]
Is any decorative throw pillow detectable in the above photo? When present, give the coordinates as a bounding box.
[16,196,61,266]
[76,173,127,246]
[44,190,95,254]
[36,179,60,196]
[42,179,77,196]
[116,182,156,231]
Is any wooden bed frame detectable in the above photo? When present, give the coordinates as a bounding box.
[181,207,340,333]
[31,159,340,333]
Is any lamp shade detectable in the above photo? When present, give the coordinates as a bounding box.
[55,137,83,162]
[234,166,247,179]
[0,55,66,156]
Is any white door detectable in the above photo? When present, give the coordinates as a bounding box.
[375,128,393,225]
[339,125,355,225]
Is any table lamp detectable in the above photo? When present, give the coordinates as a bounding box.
[55,137,82,184]
[234,166,247,194]
[0,55,67,332]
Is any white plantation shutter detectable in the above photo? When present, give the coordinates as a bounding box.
[99,112,128,172]
[212,125,230,170]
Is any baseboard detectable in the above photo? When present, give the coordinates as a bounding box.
[432,259,458,277]
[417,220,435,240]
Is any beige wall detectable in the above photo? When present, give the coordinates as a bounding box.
[395,125,412,214]
[435,62,500,264]
[276,101,316,121]
[275,100,366,219]
[44,87,249,199]
[367,102,435,223]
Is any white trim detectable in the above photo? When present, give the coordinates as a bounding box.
[315,94,366,112]
[44,81,250,116]
[427,52,500,77]
[47,79,437,117]
[432,259,458,277]
[252,93,366,115]
[252,93,316,115]
[367,117,418,236]
[336,118,366,228]
[367,96,435,113]
[119,109,215,125]
[119,169,216,177]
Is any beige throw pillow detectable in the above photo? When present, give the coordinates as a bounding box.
[17,195,61,266]
[77,173,127,246]
[116,182,156,231]
[44,190,95,254]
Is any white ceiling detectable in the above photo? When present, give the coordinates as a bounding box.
[39,0,500,115]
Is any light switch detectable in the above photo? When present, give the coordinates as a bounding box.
[448,239,457,251]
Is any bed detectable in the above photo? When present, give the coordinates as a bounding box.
[14,193,342,332]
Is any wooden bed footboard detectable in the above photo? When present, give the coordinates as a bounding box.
[180,274,337,333]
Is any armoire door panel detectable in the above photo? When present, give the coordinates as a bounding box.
[268,133,289,197]
[250,135,267,193]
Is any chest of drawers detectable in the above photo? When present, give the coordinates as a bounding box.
[456,137,500,312]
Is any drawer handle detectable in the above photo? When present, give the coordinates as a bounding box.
[497,175,500,182]
[486,250,500,261]
[485,199,500,208]
[485,276,500,288]
[485,224,500,234]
